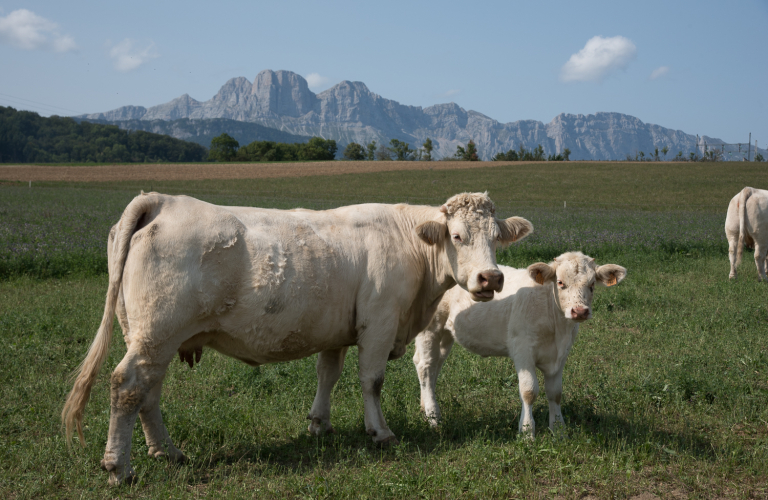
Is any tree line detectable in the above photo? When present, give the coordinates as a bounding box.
[0,106,207,163]
[341,137,571,162]
[208,134,337,162]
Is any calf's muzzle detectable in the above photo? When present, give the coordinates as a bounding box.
[571,307,590,321]
[472,270,504,300]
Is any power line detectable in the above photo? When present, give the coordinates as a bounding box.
[0,92,85,115]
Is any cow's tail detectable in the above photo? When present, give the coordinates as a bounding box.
[62,192,157,448]
[736,187,753,268]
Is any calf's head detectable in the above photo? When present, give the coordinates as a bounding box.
[416,192,532,301]
[528,251,626,321]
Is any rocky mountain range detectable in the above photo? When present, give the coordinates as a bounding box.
[81,69,765,161]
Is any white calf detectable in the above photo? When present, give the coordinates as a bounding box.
[413,251,626,437]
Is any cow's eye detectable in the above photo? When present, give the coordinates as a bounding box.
[589,284,594,292]
[452,234,462,242]
[557,280,565,288]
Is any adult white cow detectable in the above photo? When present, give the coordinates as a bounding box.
[62,191,532,485]
[413,252,626,438]
[725,187,768,281]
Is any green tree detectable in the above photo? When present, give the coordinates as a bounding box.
[389,138,415,160]
[661,146,669,160]
[375,144,392,161]
[654,147,660,161]
[755,152,765,162]
[209,133,239,161]
[455,140,479,161]
[563,148,571,161]
[492,149,519,161]
[343,142,366,160]
[366,140,377,161]
[533,144,544,161]
[422,138,434,161]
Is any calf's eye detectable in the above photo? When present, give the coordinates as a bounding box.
[452,234,462,242]
[557,280,564,288]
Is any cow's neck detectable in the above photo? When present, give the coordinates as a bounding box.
[548,283,579,368]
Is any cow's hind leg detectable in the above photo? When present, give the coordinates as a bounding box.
[102,346,174,486]
[140,380,185,463]
[413,327,454,427]
[755,243,768,281]
[308,347,348,436]
[728,236,738,279]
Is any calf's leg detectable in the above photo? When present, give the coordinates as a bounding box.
[307,347,348,435]
[514,358,539,438]
[413,328,454,427]
[543,367,565,432]
[728,236,738,279]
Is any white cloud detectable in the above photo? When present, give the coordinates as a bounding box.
[0,9,76,52]
[305,73,330,89]
[649,66,670,80]
[560,35,637,83]
[109,39,158,72]
[440,89,461,98]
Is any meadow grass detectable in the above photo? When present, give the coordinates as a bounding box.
[1,162,767,498]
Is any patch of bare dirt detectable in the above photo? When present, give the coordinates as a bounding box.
[0,161,516,183]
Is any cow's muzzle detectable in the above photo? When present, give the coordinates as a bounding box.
[570,306,591,321]
[472,270,504,301]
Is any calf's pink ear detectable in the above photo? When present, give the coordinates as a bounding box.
[528,262,556,285]
[596,264,627,287]
[497,217,533,246]
[415,221,448,246]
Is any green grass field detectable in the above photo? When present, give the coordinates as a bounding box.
[1,162,767,498]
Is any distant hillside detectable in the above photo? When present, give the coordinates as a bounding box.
[1,106,207,163]
[78,69,768,161]
[76,116,311,149]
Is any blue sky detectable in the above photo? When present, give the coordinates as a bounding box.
[1,0,766,146]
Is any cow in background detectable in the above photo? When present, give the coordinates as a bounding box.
[62,191,532,485]
[726,187,768,280]
[413,252,626,438]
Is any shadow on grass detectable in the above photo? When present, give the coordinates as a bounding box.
[175,397,719,484]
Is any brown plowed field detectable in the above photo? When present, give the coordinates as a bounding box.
[0,161,510,182]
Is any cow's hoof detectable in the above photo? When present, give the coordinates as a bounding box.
[148,445,187,463]
[105,466,137,487]
[375,435,400,447]
[307,416,334,436]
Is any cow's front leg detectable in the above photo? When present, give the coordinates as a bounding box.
[139,380,185,463]
[358,328,398,445]
[413,327,454,427]
[543,367,565,434]
[308,347,348,436]
[514,358,539,439]
[102,346,172,486]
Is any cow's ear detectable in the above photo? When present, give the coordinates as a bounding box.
[415,221,448,246]
[497,217,533,246]
[528,262,556,285]
[596,264,627,287]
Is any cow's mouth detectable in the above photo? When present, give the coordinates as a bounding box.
[472,290,495,301]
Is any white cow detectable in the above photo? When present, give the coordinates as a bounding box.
[726,187,768,281]
[413,252,626,438]
[62,191,532,485]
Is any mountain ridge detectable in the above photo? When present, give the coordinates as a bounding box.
[80,69,765,161]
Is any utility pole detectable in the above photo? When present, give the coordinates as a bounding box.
[748,133,751,161]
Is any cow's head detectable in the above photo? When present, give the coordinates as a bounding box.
[527,251,626,321]
[416,192,532,301]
